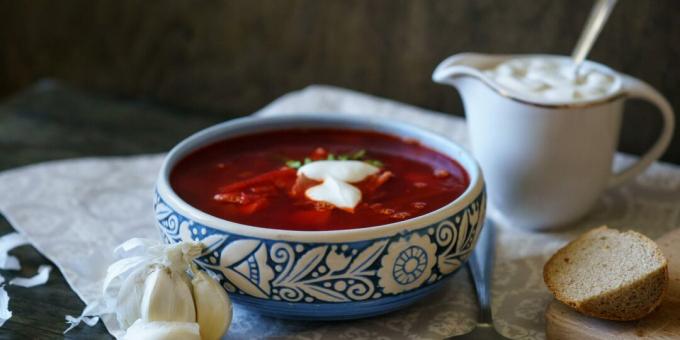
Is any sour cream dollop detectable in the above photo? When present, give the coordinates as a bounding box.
[298,160,380,210]
[484,57,617,102]
[305,176,362,210]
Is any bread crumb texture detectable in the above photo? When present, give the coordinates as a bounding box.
[544,226,668,321]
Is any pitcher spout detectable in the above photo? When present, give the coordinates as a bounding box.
[432,53,509,87]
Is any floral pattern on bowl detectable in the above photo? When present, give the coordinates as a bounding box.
[155,190,485,307]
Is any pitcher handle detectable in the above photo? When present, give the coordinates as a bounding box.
[608,76,675,187]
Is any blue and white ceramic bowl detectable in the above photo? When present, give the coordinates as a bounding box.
[155,114,486,320]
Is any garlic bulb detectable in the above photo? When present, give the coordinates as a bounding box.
[140,266,196,323]
[122,319,200,340]
[64,238,235,339]
[192,270,232,340]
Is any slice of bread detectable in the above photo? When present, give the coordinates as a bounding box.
[544,226,668,321]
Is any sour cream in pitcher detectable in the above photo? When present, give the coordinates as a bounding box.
[484,57,617,102]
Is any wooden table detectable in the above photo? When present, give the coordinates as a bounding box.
[0,81,239,338]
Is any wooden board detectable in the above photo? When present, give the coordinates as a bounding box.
[545,228,680,340]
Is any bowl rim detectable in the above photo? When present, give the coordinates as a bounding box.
[156,114,484,243]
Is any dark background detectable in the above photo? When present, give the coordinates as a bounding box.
[1,0,679,163]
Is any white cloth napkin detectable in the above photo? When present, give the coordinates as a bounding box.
[1,85,679,339]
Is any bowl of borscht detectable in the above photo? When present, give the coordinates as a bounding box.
[155,114,486,320]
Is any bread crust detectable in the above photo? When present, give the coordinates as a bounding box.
[543,226,669,321]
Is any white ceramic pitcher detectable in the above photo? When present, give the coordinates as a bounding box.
[433,53,675,230]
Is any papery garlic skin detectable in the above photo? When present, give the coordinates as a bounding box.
[164,242,203,273]
[122,319,200,340]
[192,270,232,340]
[140,267,196,323]
[116,266,151,329]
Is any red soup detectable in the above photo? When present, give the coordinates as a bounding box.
[170,129,469,231]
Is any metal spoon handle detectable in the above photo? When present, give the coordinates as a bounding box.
[571,0,618,68]
[468,219,495,325]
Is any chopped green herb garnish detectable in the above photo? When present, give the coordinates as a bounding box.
[285,149,383,168]
[285,160,302,169]
[350,149,366,160]
[365,159,384,168]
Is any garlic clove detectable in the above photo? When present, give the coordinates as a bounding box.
[192,270,232,340]
[140,267,196,323]
[116,265,151,329]
[122,319,200,340]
